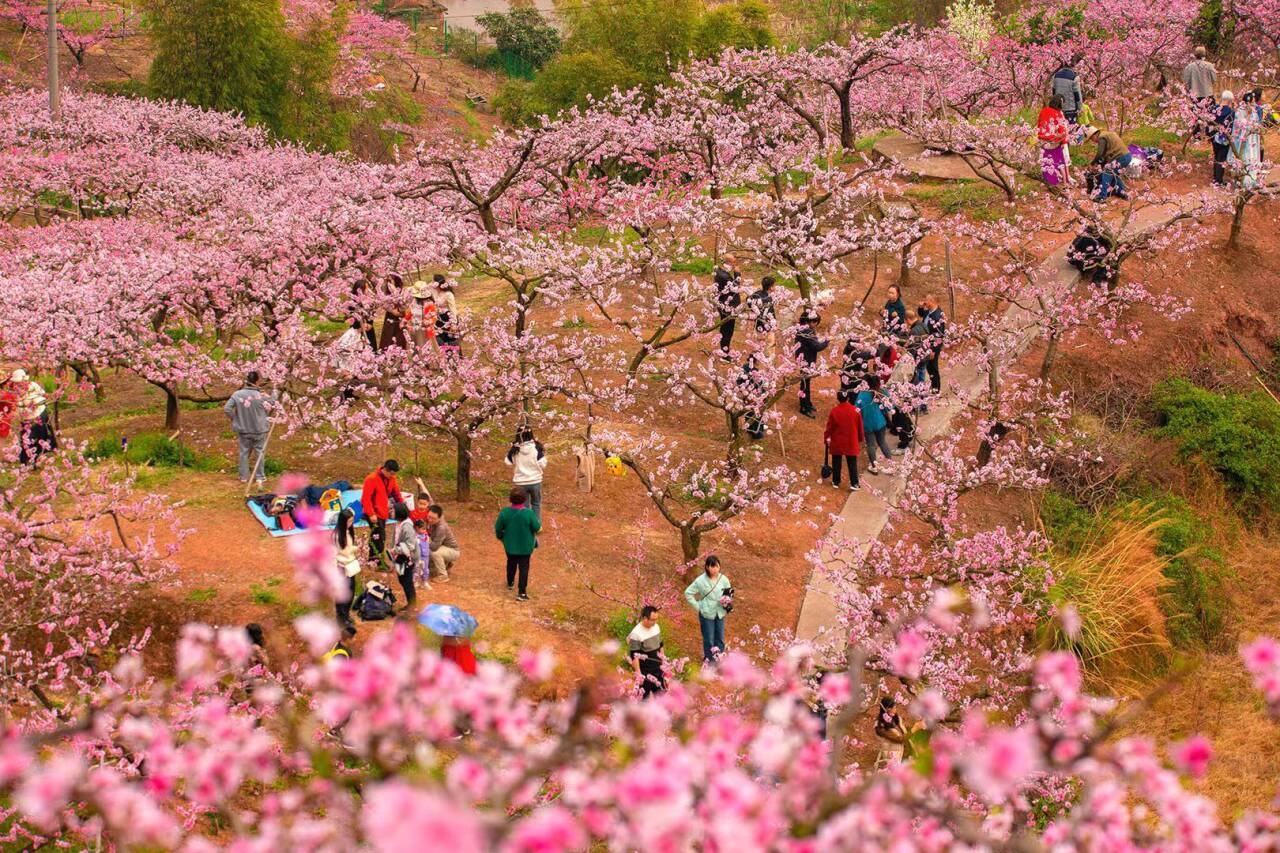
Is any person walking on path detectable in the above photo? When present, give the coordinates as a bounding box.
[794,311,829,418]
[921,295,947,396]
[713,256,742,357]
[627,604,666,697]
[223,371,273,486]
[392,502,425,609]
[883,285,907,337]
[505,428,547,520]
[1050,57,1084,124]
[1211,91,1236,185]
[1037,95,1071,187]
[496,486,541,601]
[824,390,864,492]
[334,508,360,635]
[856,376,896,474]
[748,275,777,350]
[684,555,732,663]
[424,504,459,580]
[361,459,403,570]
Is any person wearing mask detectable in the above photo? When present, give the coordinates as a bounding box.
[684,555,732,663]
[794,311,829,418]
[1050,56,1084,124]
[1037,95,1071,186]
[495,486,541,601]
[823,390,864,492]
[883,284,907,337]
[713,255,742,357]
[747,275,777,349]
[922,295,947,396]
[505,428,548,520]
[856,375,896,474]
[392,502,424,609]
[627,605,666,697]
[333,508,360,635]
[425,504,460,581]
[1211,91,1236,186]
[1084,126,1133,200]
[223,371,273,486]
[361,459,403,569]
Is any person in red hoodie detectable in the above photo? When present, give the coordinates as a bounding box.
[361,459,403,569]
[823,391,865,492]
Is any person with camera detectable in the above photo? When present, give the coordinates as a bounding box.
[505,427,547,520]
[684,555,733,663]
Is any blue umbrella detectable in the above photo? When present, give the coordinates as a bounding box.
[417,604,478,638]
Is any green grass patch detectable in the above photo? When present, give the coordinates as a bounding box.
[852,130,892,152]
[250,583,280,605]
[1152,377,1280,514]
[186,587,218,603]
[87,431,224,472]
[905,180,1017,221]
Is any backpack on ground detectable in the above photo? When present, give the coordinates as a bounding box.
[355,581,396,621]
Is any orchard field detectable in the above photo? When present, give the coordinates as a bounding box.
[4,0,1280,849]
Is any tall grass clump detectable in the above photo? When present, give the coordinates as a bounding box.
[1041,502,1174,689]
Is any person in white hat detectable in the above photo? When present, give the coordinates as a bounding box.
[407,278,436,348]
[11,369,57,464]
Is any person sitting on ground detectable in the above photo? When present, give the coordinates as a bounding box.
[874,696,910,763]
[246,623,270,670]
[627,605,666,697]
[1084,126,1134,201]
[1068,227,1117,285]
[505,428,547,520]
[425,503,459,581]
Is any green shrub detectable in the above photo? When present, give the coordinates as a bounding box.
[186,587,218,603]
[89,431,223,472]
[1151,377,1280,513]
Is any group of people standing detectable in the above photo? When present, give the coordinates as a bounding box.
[1183,46,1271,188]
[341,272,461,358]
[0,369,57,465]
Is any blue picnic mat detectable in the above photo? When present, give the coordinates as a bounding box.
[246,489,366,538]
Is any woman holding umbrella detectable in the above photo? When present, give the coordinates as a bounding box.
[419,604,478,675]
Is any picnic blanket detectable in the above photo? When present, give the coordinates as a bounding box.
[246,488,365,538]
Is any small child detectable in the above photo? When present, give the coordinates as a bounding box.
[414,517,432,586]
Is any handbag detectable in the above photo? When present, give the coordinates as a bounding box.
[821,446,832,480]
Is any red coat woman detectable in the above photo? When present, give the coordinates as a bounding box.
[824,397,865,456]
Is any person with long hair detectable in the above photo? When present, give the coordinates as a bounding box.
[334,508,360,634]
[684,555,733,663]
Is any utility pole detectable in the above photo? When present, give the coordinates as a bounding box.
[46,0,59,120]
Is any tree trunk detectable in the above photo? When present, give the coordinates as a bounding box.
[455,432,472,501]
[1040,331,1060,382]
[680,525,701,567]
[1228,196,1247,248]
[478,204,497,235]
[899,244,911,286]
[164,386,180,431]
[838,82,855,150]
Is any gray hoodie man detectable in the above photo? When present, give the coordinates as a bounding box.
[224,371,274,483]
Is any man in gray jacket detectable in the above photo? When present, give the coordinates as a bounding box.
[1182,46,1218,99]
[224,371,274,485]
[1051,58,1084,123]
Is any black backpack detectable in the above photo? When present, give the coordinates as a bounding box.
[355,581,396,621]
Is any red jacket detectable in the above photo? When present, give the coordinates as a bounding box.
[824,401,865,456]
[361,469,403,521]
[442,641,477,675]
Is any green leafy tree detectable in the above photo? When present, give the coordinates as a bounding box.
[146,0,292,135]
[476,6,562,70]
[499,0,775,123]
